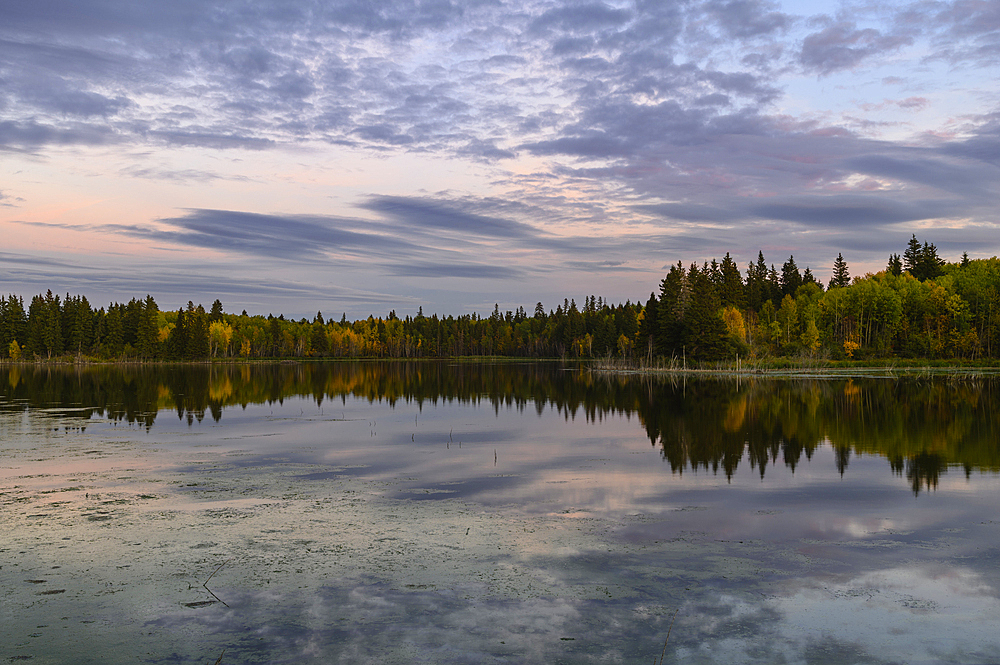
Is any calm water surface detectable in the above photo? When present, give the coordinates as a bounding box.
[1,362,998,664]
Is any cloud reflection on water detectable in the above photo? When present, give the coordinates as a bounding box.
[2,364,1000,663]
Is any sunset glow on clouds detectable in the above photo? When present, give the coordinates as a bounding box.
[2,0,999,317]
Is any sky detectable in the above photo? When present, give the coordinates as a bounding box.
[1,0,999,319]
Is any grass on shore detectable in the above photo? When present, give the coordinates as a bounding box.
[590,355,1000,377]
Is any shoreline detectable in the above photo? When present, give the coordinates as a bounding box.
[590,358,1000,379]
[4,355,1000,379]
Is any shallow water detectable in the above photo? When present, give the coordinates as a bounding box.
[1,362,998,664]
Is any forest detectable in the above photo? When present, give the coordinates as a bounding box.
[1,235,999,363]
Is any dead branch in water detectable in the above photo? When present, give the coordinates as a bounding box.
[198,557,232,608]
[657,609,679,665]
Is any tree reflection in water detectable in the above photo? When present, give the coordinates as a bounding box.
[2,362,998,494]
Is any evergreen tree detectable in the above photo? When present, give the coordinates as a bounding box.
[267,316,283,356]
[780,256,802,296]
[0,295,27,356]
[657,263,685,355]
[210,299,224,322]
[719,252,745,309]
[746,251,768,311]
[829,253,850,289]
[903,235,944,281]
[40,290,63,358]
[168,308,189,359]
[62,294,94,355]
[682,265,728,360]
[903,235,922,275]
[708,259,722,291]
[104,305,124,357]
[767,264,782,304]
[186,304,210,359]
[887,253,902,276]
[916,241,944,281]
[26,294,46,357]
[136,295,160,358]
[311,321,330,356]
[675,264,693,322]
[122,298,143,350]
[638,292,659,360]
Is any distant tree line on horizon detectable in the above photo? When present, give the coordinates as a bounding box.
[1,235,998,362]
[0,290,643,361]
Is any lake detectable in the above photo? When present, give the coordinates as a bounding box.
[1,361,998,664]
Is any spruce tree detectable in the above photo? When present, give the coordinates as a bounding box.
[311,321,330,356]
[136,295,160,358]
[887,253,902,276]
[719,252,745,308]
[917,242,944,281]
[745,251,770,310]
[41,290,63,359]
[657,263,685,356]
[638,292,659,360]
[767,264,782,303]
[185,302,210,359]
[168,309,189,359]
[829,253,850,289]
[903,235,922,275]
[780,256,802,296]
[0,295,27,356]
[104,305,124,357]
[683,265,728,360]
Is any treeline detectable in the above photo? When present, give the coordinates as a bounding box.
[641,235,1000,361]
[2,234,999,362]
[0,291,642,361]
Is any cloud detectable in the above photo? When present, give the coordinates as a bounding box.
[146,129,276,150]
[107,209,421,262]
[918,0,1000,66]
[359,196,541,240]
[563,260,646,272]
[639,202,750,224]
[457,137,517,161]
[800,21,913,75]
[859,97,929,112]
[24,86,132,118]
[749,195,951,226]
[529,3,633,35]
[0,120,117,150]
[117,164,248,183]
[940,112,1000,167]
[386,262,524,279]
[705,0,790,39]
[846,154,999,198]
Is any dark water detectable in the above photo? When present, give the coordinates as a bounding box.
[1,362,998,664]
